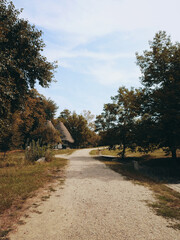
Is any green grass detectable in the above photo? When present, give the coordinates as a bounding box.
[94,156,180,229]
[90,148,119,156]
[148,185,180,229]
[90,147,178,158]
[0,155,67,214]
[0,152,68,239]
[0,151,68,238]
[53,149,76,155]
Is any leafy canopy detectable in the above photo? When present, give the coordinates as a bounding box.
[59,110,99,148]
[136,31,180,158]
[0,0,57,117]
[0,0,57,151]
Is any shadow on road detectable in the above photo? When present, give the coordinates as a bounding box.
[67,155,180,185]
[66,156,125,182]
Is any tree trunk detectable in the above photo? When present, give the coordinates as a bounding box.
[171,147,177,159]
[122,144,126,159]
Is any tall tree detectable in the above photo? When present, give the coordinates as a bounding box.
[82,110,95,131]
[58,109,71,120]
[136,31,180,159]
[95,87,143,158]
[59,110,99,148]
[10,90,59,149]
[0,0,57,150]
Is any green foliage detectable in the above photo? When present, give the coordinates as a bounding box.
[0,0,57,151]
[3,89,59,150]
[0,0,57,115]
[58,109,99,148]
[95,87,143,158]
[25,140,55,162]
[136,31,180,158]
[25,140,48,162]
[43,98,58,121]
[0,117,12,152]
[97,31,180,159]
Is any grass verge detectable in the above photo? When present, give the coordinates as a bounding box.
[0,152,68,239]
[53,149,76,155]
[90,147,180,158]
[94,156,180,229]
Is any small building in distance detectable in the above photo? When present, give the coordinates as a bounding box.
[44,120,61,146]
[55,121,74,148]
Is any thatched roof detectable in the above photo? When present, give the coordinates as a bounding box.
[45,120,57,133]
[55,121,74,143]
[44,120,61,144]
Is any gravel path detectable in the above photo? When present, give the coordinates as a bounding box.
[9,149,179,240]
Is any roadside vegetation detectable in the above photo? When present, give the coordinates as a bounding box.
[57,109,100,148]
[91,148,180,229]
[53,149,76,155]
[0,148,68,214]
[95,31,180,160]
[90,147,180,180]
[0,0,180,235]
[90,148,180,158]
[92,31,180,227]
[0,150,68,238]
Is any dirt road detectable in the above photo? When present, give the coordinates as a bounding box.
[9,149,179,240]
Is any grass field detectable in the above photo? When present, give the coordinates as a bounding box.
[0,151,68,238]
[0,151,68,213]
[90,147,180,158]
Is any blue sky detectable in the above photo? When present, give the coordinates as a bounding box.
[13,0,180,117]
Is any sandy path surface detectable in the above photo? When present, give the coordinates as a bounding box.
[9,149,179,240]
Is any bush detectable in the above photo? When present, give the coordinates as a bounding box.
[45,149,54,162]
[25,140,48,162]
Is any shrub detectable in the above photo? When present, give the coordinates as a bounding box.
[25,140,48,162]
[45,149,54,162]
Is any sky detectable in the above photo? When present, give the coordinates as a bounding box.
[13,0,180,117]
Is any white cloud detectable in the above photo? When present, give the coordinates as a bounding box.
[13,0,180,115]
[19,0,180,44]
[87,63,140,86]
[16,0,180,86]
[44,47,134,62]
[43,46,139,86]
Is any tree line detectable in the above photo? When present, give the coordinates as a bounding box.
[0,0,57,150]
[0,1,99,151]
[57,109,99,148]
[1,1,179,158]
[95,31,180,159]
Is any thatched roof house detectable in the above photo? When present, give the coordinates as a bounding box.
[43,120,61,145]
[55,121,74,144]
[45,120,57,132]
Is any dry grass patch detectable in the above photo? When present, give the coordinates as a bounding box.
[53,149,76,155]
[0,152,68,239]
[0,157,67,214]
[90,148,118,156]
[89,149,98,155]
